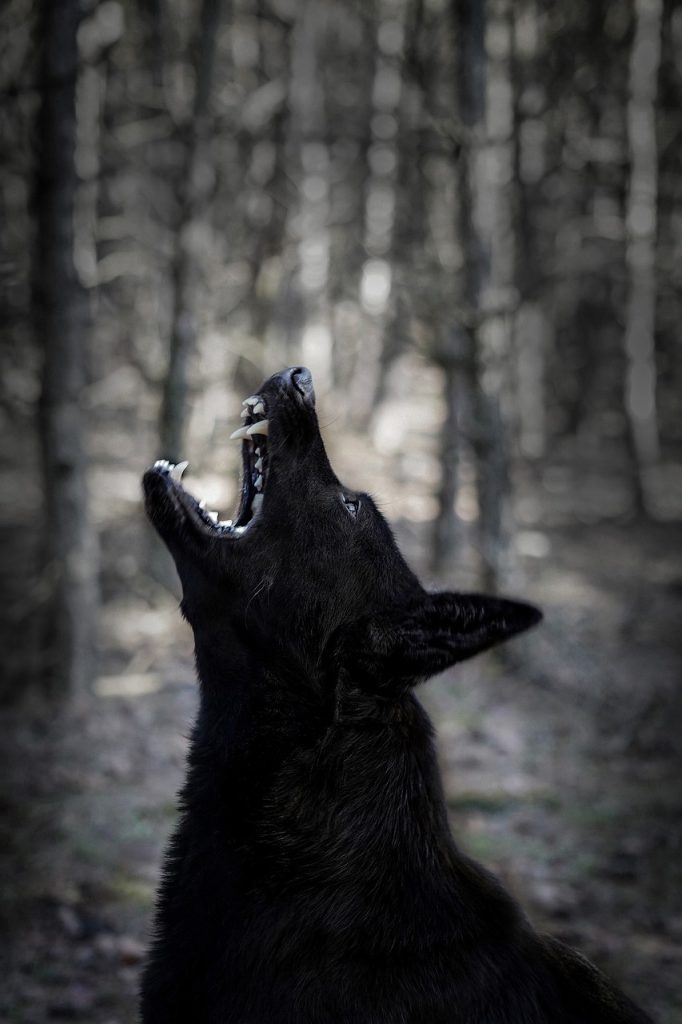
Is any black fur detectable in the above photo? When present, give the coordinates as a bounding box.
[141,367,653,1023]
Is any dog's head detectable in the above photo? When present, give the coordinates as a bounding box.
[143,367,540,689]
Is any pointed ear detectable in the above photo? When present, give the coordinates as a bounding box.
[329,592,542,691]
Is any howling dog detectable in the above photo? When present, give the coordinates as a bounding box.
[141,367,652,1024]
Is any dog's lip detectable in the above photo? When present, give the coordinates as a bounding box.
[146,463,235,539]
[146,395,271,539]
[146,461,263,540]
[145,372,320,541]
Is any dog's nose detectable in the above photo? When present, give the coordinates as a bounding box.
[279,366,314,403]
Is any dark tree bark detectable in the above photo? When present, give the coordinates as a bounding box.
[623,0,663,514]
[269,0,329,375]
[511,0,547,463]
[35,0,98,692]
[347,0,414,423]
[447,0,513,591]
[431,327,474,571]
[243,7,292,372]
[325,1,376,394]
[372,0,427,412]
[144,0,165,90]
[158,0,224,461]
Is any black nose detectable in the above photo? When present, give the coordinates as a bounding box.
[279,366,314,403]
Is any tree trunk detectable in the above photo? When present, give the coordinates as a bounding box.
[477,0,515,588]
[623,0,662,514]
[270,0,332,383]
[158,0,224,461]
[372,0,426,413]
[449,0,514,591]
[511,0,547,461]
[347,0,408,424]
[431,327,474,572]
[326,3,376,394]
[35,0,98,693]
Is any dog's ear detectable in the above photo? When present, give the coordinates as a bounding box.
[329,592,542,691]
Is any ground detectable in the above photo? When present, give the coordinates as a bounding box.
[1,364,681,1022]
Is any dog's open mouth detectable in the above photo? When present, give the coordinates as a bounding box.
[152,393,270,537]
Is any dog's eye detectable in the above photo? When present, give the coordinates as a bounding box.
[341,494,360,519]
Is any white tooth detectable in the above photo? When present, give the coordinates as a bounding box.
[254,447,261,457]
[170,460,189,481]
[255,475,263,491]
[243,395,259,406]
[240,407,249,419]
[255,457,263,472]
[199,499,206,510]
[234,525,247,535]
[246,419,269,437]
[252,493,264,513]
[218,519,232,528]
[207,510,218,523]
[252,401,265,416]
[229,426,250,440]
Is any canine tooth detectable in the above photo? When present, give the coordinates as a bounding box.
[255,457,263,472]
[246,419,269,437]
[243,395,259,406]
[229,426,250,440]
[207,510,218,522]
[170,460,189,481]
[252,493,264,513]
[255,475,263,491]
[252,401,265,416]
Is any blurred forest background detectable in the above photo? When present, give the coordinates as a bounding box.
[1,0,681,1020]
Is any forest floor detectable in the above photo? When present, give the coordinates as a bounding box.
[1,517,680,1024]
[1,363,681,1023]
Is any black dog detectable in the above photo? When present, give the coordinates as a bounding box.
[141,367,652,1023]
